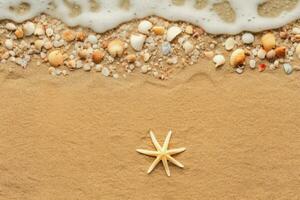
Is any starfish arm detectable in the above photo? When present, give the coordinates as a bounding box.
[167,147,186,155]
[162,157,171,176]
[147,156,162,174]
[136,149,160,157]
[162,130,172,151]
[167,155,184,168]
[150,130,162,151]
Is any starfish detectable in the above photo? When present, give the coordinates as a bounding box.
[136,130,186,176]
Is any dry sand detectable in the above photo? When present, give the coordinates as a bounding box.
[0,60,300,200]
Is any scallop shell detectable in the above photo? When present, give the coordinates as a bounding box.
[48,50,64,67]
[108,39,124,57]
[138,20,153,34]
[5,23,16,31]
[230,49,246,67]
[242,33,255,44]
[130,34,146,51]
[167,26,182,42]
[213,55,225,68]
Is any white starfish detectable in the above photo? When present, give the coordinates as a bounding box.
[136,130,186,176]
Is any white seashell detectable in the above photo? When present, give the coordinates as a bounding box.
[213,55,225,68]
[182,40,194,54]
[87,34,98,44]
[5,39,13,50]
[46,28,54,37]
[101,67,110,77]
[138,20,153,34]
[161,42,172,55]
[249,59,256,69]
[296,44,300,59]
[5,23,16,31]
[257,48,266,60]
[141,65,149,73]
[34,26,45,36]
[283,63,293,75]
[236,67,244,74]
[167,26,182,42]
[225,37,236,51]
[130,33,146,51]
[23,22,35,36]
[242,33,255,44]
[292,27,300,34]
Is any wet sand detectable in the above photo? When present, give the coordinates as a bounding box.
[0,61,300,199]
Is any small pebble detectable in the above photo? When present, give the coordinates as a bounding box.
[101,67,110,77]
[283,63,293,75]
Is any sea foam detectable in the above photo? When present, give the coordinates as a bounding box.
[0,0,300,34]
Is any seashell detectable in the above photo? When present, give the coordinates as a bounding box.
[78,49,88,59]
[249,59,256,69]
[46,28,54,37]
[34,40,44,51]
[23,21,35,36]
[143,53,151,62]
[130,33,146,51]
[236,67,244,74]
[275,46,286,58]
[4,39,13,50]
[108,39,124,57]
[182,40,194,54]
[242,33,255,44]
[283,63,293,75]
[166,26,182,42]
[292,27,300,34]
[261,33,276,51]
[48,50,64,67]
[5,23,16,31]
[34,25,45,36]
[258,63,267,72]
[296,44,300,59]
[141,65,149,73]
[101,67,110,77]
[230,49,245,67]
[92,50,105,64]
[266,49,275,60]
[224,37,236,51]
[152,26,165,35]
[213,55,225,68]
[257,48,266,60]
[62,30,76,42]
[185,25,194,35]
[15,28,24,39]
[125,54,137,63]
[161,42,172,55]
[87,34,98,44]
[76,32,86,41]
[138,20,153,34]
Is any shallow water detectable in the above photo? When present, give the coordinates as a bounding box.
[0,0,300,34]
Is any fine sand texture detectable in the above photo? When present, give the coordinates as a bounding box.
[0,61,300,200]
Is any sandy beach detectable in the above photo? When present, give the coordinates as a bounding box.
[1,0,300,199]
[1,60,300,199]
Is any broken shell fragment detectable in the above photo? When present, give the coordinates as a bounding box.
[108,39,124,57]
[138,20,153,34]
[130,33,146,51]
[5,23,16,31]
[261,33,276,51]
[213,55,225,68]
[5,39,13,50]
[230,49,246,67]
[296,44,300,59]
[257,48,266,60]
[15,28,24,39]
[62,30,76,42]
[275,46,286,58]
[167,26,182,42]
[182,40,194,54]
[152,26,165,35]
[283,63,293,75]
[48,50,64,67]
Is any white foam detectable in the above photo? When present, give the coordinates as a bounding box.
[0,0,300,34]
